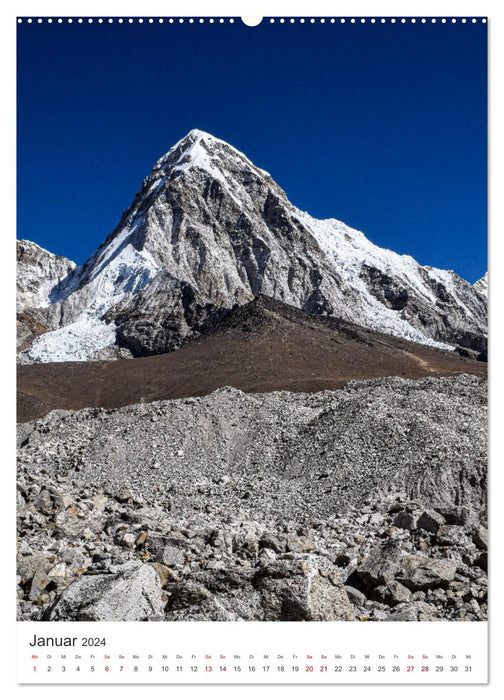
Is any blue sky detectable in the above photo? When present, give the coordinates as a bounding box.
[17,18,487,282]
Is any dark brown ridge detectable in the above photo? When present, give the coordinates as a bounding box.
[17,295,486,423]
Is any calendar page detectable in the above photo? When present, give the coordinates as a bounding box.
[15,4,489,687]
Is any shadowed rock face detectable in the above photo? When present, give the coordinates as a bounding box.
[16,240,76,352]
[360,265,409,311]
[17,240,76,314]
[18,130,487,363]
[16,374,487,622]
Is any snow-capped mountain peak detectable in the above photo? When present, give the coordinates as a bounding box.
[18,131,487,363]
[157,128,269,174]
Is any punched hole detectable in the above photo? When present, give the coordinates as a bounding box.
[241,17,263,27]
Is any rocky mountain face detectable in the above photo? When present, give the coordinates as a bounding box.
[18,130,487,362]
[17,374,487,621]
[16,240,76,352]
[474,272,488,298]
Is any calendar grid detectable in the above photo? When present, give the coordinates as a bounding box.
[18,621,488,684]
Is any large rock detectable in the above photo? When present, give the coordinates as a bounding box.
[255,556,355,621]
[165,556,355,621]
[398,555,457,591]
[165,567,258,621]
[435,525,474,548]
[472,525,488,551]
[356,541,403,586]
[146,535,187,567]
[372,580,412,606]
[42,561,164,621]
[393,511,418,531]
[417,510,446,533]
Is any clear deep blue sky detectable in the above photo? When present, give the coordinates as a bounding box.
[17,18,487,282]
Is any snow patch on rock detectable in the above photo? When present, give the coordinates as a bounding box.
[24,312,117,363]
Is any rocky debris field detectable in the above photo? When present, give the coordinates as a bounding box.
[17,374,487,622]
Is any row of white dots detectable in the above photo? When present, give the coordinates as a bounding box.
[268,17,486,24]
[17,18,231,24]
[17,17,488,25]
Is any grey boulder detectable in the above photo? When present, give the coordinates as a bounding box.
[42,561,164,621]
[398,555,457,591]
